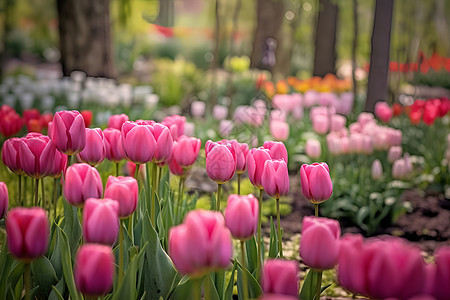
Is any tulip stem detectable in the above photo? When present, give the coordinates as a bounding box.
[18,175,22,206]
[157,166,162,194]
[237,173,241,195]
[315,270,323,300]
[67,155,72,168]
[192,276,202,300]
[240,240,249,300]
[257,188,263,279]
[175,176,184,223]
[34,179,39,206]
[276,197,283,258]
[24,177,27,206]
[151,163,157,228]
[24,263,31,300]
[115,162,119,177]
[315,204,319,217]
[53,178,58,220]
[216,183,222,211]
[134,164,140,180]
[41,178,46,211]
[118,220,124,285]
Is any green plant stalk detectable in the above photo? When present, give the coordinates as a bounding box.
[315,270,323,300]
[257,188,264,278]
[216,183,222,211]
[240,240,249,300]
[134,163,140,181]
[156,166,162,196]
[115,162,119,177]
[192,276,202,300]
[67,155,72,168]
[315,204,319,217]
[53,177,58,220]
[151,163,157,228]
[24,177,27,206]
[41,178,46,211]
[24,263,31,300]
[175,176,185,222]
[18,175,22,206]
[237,173,241,195]
[118,219,124,285]
[276,197,283,258]
[34,179,39,206]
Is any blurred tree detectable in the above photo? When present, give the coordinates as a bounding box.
[250,0,284,72]
[157,0,174,27]
[365,0,393,112]
[57,0,115,77]
[0,0,15,79]
[312,0,338,76]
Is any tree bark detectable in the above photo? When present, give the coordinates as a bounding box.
[365,0,394,112]
[313,0,338,77]
[158,0,174,27]
[57,0,114,78]
[250,0,284,72]
[351,0,358,99]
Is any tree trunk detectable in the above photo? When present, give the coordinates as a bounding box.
[57,0,114,78]
[158,0,174,27]
[351,0,358,99]
[365,0,394,112]
[0,0,14,79]
[250,0,284,72]
[313,0,338,77]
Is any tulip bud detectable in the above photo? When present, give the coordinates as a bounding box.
[2,138,24,175]
[263,141,288,162]
[6,207,49,261]
[262,259,299,297]
[262,159,289,198]
[121,121,156,164]
[169,210,233,275]
[312,114,330,135]
[300,216,340,270]
[375,101,393,122]
[0,182,8,219]
[63,163,103,207]
[150,123,174,163]
[205,141,236,184]
[213,105,228,120]
[82,198,119,245]
[371,159,383,180]
[0,106,24,137]
[50,110,86,155]
[103,128,126,163]
[19,134,56,179]
[305,139,321,158]
[107,114,129,130]
[270,120,289,141]
[388,146,402,163]
[168,155,185,177]
[77,128,106,166]
[337,234,366,295]
[74,244,115,296]
[172,135,201,168]
[80,110,93,128]
[162,115,186,141]
[247,147,272,189]
[235,142,249,174]
[104,176,138,218]
[191,101,206,118]
[47,149,67,178]
[330,114,346,132]
[224,194,258,240]
[300,163,333,203]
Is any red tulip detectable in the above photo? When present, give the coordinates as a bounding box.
[300,163,333,203]
[19,134,56,179]
[107,114,129,130]
[0,182,8,219]
[83,198,119,245]
[0,106,24,137]
[103,128,126,163]
[262,259,299,297]
[50,110,86,155]
[121,121,156,164]
[224,194,258,240]
[77,128,106,166]
[2,138,25,175]
[172,135,201,168]
[63,163,103,207]
[262,159,289,198]
[74,244,115,296]
[104,176,138,218]
[205,140,236,184]
[80,110,93,127]
[392,103,403,116]
[6,207,49,261]
[247,147,272,189]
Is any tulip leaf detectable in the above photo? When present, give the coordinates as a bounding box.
[224,260,237,300]
[268,216,279,258]
[48,277,66,300]
[57,226,82,300]
[245,236,258,274]
[49,224,63,279]
[169,276,197,300]
[31,256,58,298]
[235,259,262,299]
[204,273,221,300]
[8,260,24,292]
[62,199,82,257]
[299,269,319,300]
[0,242,14,299]
[139,212,178,300]
[20,285,39,300]
[50,285,65,300]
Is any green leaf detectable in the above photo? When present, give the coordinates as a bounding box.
[235,260,262,299]
[31,256,58,298]
[224,261,237,300]
[204,273,220,300]
[50,285,64,300]
[8,261,25,291]
[268,217,278,258]
[213,270,225,299]
[355,206,370,229]
[57,226,81,300]
[0,242,14,299]
[299,269,318,300]
[62,199,82,257]
[49,225,62,278]
[48,277,66,300]
[245,236,257,274]
[20,285,39,300]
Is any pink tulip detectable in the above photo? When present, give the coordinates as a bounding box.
[103,128,126,163]
[104,176,138,218]
[330,114,346,132]
[6,207,49,260]
[0,182,8,219]
[168,154,185,176]
[150,123,174,163]
[50,110,86,155]
[348,133,364,153]
[184,122,195,137]
[77,128,106,166]
[431,246,450,299]
[305,140,321,158]
[191,101,206,117]
[235,142,249,174]
[392,158,407,179]
[371,159,383,180]
[169,209,233,275]
[213,105,228,120]
[172,135,201,168]
[263,141,288,162]
[83,198,119,245]
[162,115,186,141]
[300,163,333,203]
[303,91,318,107]
[300,216,340,270]
[262,159,289,198]
[336,92,354,115]
[74,244,115,296]
[273,94,296,112]
[2,138,25,175]
[107,114,129,130]
[19,134,56,179]
[312,114,330,134]
[205,141,236,184]
[219,120,233,136]
[388,146,402,163]
[262,259,299,297]
[47,149,67,178]
[224,194,258,240]
[358,112,375,127]
[126,161,146,178]
[270,120,289,141]
[121,121,156,164]
[375,101,393,122]
[247,147,272,189]
[271,110,287,122]
[63,163,103,207]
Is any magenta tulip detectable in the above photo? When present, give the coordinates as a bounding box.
[235,142,249,174]
[1,138,24,175]
[305,139,321,159]
[337,234,366,295]
[169,209,233,275]
[6,207,49,261]
[0,182,8,219]
[247,147,272,189]
[263,141,288,162]
[74,244,115,296]
[300,163,333,203]
[47,149,67,178]
[150,123,173,163]
[172,135,201,168]
[107,113,129,130]
[121,121,156,164]
[83,198,119,245]
[375,101,393,122]
[205,141,236,184]
[431,247,450,300]
[104,176,138,218]
[262,159,289,199]
[77,128,106,166]
[300,216,340,270]
[224,194,258,240]
[63,163,103,207]
[50,110,86,155]
[19,133,56,179]
[262,259,299,297]
[103,128,126,163]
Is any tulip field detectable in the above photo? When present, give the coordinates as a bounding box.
[0,73,449,300]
